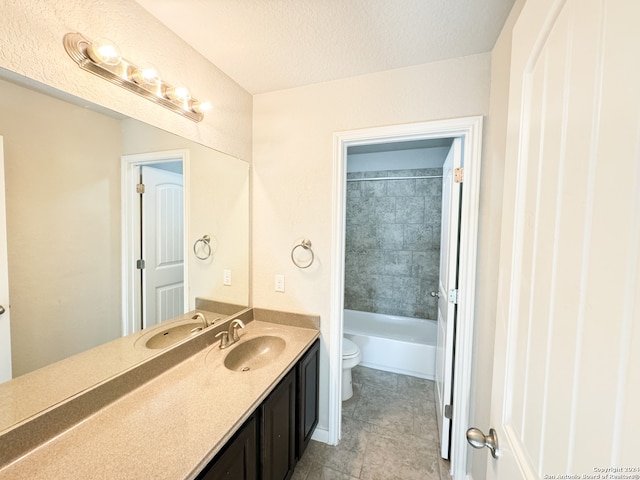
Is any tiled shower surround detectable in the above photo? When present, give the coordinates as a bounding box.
[345,168,443,320]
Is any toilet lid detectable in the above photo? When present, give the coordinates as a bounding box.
[342,338,359,357]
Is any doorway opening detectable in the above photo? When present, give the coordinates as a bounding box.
[121,150,190,336]
[329,117,483,478]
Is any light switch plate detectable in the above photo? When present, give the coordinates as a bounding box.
[275,274,285,292]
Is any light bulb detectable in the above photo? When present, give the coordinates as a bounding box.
[131,65,161,86]
[164,85,191,101]
[190,99,212,114]
[86,38,121,66]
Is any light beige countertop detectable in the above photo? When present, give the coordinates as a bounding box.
[0,309,226,432]
[0,312,319,479]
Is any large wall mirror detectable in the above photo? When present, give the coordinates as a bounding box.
[0,69,249,427]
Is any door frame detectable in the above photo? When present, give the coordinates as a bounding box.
[121,150,190,336]
[329,116,483,477]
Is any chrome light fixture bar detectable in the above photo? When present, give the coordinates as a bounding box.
[63,32,210,122]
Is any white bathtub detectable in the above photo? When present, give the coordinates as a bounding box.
[343,309,436,380]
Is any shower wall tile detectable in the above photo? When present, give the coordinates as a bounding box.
[396,197,425,224]
[412,250,441,278]
[357,250,385,275]
[404,224,437,251]
[361,180,386,197]
[347,181,362,198]
[372,197,396,223]
[378,225,404,250]
[383,251,413,276]
[346,197,368,225]
[345,224,378,252]
[344,168,443,320]
[387,178,415,196]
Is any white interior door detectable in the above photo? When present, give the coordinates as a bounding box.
[486,0,640,477]
[0,136,11,383]
[435,138,461,459]
[141,166,184,329]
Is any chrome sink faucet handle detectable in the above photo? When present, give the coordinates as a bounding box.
[192,312,208,329]
[229,319,246,342]
[215,331,230,349]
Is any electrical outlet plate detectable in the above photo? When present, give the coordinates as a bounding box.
[223,269,232,286]
[275,274,285,292]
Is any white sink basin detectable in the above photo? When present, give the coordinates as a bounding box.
[223,336,286,372]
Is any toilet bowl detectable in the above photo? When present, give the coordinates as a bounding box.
[342,337,362,401]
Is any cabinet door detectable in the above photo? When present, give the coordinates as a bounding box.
[261,369,296,480]
[197,414,257,480]
[296,338,319,459]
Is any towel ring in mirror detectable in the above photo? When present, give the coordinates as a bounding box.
[193,235,212,260]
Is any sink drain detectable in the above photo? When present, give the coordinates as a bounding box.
[241,366,251,372]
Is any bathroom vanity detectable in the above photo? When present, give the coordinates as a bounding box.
[198,338,319,480]
[0,309,320,479]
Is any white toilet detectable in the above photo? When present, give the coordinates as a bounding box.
[342,337,362,401]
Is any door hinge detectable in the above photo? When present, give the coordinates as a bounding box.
[448,288,459,304]
[454,167,464,183]
[136,259,146,270]
[136,183,145,194]
[445,404,453,420]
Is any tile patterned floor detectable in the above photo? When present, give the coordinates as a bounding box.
[292,366,452,480]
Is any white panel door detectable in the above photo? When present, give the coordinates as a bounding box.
[486,0,640,477]
[141,166,184,329]
[0,137,11,383]
[435,138,461,459]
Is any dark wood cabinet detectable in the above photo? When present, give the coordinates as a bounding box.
[260,369,296,480]
[195,338,319,480]
[296,338,319,459]
[196,413,257,480]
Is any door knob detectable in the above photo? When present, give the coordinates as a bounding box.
[0,305,4,315]
[466,427,499,459]
[430,291,440,298]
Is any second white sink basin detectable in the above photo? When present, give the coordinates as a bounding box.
[144,322,203,349]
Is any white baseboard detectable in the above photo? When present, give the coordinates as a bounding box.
[310,426,330,444]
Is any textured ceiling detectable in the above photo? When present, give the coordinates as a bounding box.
[135,0,516,94]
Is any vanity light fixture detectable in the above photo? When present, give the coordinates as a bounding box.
[63,32,210,122]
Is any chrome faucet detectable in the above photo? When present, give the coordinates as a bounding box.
[215,319,246,349]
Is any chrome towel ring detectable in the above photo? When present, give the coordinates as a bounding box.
[193,235,212,260]
[291,238,314,269]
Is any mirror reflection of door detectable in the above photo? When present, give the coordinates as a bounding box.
[138,163,184,330]
[0,136,12,383]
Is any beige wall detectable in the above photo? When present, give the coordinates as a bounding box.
[121,119,250,309]
[468,1,526,477]
[0,0,252,161]
[0,78,123,376]
[253,53,492,433]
